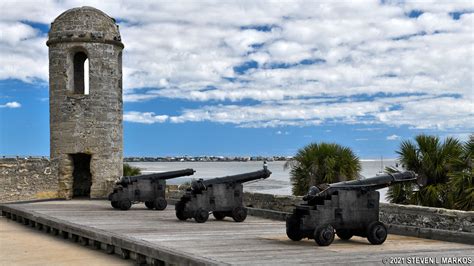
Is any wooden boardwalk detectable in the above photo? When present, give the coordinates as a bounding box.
[1,200,472,265]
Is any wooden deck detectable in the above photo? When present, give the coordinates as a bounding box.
[1,200,472,265]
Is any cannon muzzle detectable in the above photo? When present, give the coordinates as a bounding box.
[191,167,271,192]
[117,168,195,186]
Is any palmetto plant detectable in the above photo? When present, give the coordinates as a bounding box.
[387,134,473,210]
[447,170,473,210]
[447,135,473,210]
[385,179,414,205]
[123,163,141,176]
[285,142,361,196]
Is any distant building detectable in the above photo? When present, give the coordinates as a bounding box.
[48,7,124,199]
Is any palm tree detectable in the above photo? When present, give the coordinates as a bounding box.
[447,134,473,211]
[285,142,361,196]
[387,134,464,208]
[123,163,141,176]
[385,179,413,205]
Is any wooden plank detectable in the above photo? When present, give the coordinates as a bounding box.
[1,200,472,265]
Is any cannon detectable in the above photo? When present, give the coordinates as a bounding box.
[286,171,417,246]
[109,168,195,210]
[175,166,272,223]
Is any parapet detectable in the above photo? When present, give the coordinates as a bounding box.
[47,6,123,48]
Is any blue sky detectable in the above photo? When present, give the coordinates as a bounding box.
[0,1,473,158]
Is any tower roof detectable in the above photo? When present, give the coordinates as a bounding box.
[47,6,123,48]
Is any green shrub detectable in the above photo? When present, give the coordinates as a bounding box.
[123,163,141,176]
[387,134,473,211]
[285,142,361,196]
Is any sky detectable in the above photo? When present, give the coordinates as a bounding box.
[0,0,473,158]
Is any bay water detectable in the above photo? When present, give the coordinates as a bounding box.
[128,159,398,202]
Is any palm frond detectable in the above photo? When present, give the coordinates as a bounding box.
[123,163,141,176]
[287,142,360,196]
[386,183,413,204]
[394,134,472,210]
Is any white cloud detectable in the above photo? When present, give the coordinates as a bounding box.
[355,127,383,132]
[167,99,385,126]
[442,132,472,142]
[0,101,21,108]
[276,130,289,135]
[123,111,168,124]
[386,134,401,140]
[0,21,48,82]
[376,97,474,130]
[125,93,474,129]
[0,1,472,132]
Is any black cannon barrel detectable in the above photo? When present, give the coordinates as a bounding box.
[304,171,417,201]
[118,168,195,185]
[329,171,416,190]
[191,168,271,191]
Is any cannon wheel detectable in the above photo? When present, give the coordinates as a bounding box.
[154,197,167,210]
[144,201,155,210]
[111,201,119,209]
[194,208,209,223]
[213,212,226,220]
[314,224,335,246]
[231,207,247,222]
[367,221,387,245]
[286,214,303,241]
[119,200,132,211]
[175,201,187,221]
[336,229,353,240]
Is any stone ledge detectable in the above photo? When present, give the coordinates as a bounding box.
[380,202,473,218]
[387,224,474,245]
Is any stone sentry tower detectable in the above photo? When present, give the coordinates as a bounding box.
[47,7,123,199]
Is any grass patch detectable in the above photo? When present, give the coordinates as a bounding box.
[35,191,58,199]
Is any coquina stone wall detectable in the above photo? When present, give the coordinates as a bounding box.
[379,202,472,233]
[244,192,300,213]
[0,158,58,203]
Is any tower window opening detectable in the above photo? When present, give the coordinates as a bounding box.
[84,58,89,94]
[73,52,89,95]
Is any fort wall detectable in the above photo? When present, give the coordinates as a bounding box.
[0,158,58,202]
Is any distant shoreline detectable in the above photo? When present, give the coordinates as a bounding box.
[1,156,398,162]
[124,156,289,163]
[125,158,398,163]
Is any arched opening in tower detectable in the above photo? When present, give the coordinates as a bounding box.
[73,52,89,95]
[71,153,92,198]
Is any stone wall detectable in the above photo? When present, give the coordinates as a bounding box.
[379,202,472,233]
[0,158,58,202]
[244,192,301,213]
